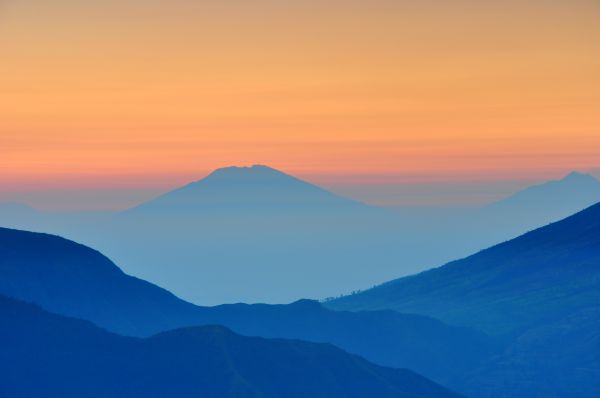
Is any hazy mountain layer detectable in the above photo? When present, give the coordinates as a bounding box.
[126,165,366,214]
[0,295,462,398]
[2,168,598,305]
[0,226,496,388]
[328,202,600,397]
[328,201,600,335]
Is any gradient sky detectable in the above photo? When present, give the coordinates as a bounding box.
[1,1,599,208]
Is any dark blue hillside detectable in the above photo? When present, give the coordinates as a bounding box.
[0,226,496,389]
[329,201,600,335]
[0,227,201,336]
[0,295,462,398]
[327,202,600,397]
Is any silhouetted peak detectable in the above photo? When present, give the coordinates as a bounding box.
[489,170,600,209]
[561,171,597,184]
[205,165,289,181]
[125,163,366,213]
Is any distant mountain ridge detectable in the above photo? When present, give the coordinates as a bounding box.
[3,167,599,305]
[3,176,600,396]
[126,165,367,214]
[0,295,461,398]
[488,171,600,214]
[0,227,201,336]
[327,201,600,397]
[0,226,497,389]
[328,200,600,334]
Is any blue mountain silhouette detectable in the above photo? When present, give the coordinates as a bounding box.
[0,295,462,398]
[126,165,366,214]
[487,171,600,221]
[0,226,496,389]
[3,186,600,396]
[3,167,599,305]
[328,201,600,397]
[329,200,600,333]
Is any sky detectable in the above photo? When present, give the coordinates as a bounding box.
[1,1,599,209]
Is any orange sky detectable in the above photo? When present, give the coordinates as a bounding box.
[1,0,599,190]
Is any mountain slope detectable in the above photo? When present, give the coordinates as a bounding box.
[0,226,496,389]
[490,171,600,211]
[328,201,600,335]
[126,165,365,214]
[461,307,600,398]
[108,165,392,304]
[0,295,461,398]
[0,227,202,336]
[327,202,600,397]
[196,299,498,387]
[4,169,599,306]
[483,171,600,229]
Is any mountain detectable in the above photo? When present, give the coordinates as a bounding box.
[78,164,401,304]
[3,186,599,396]
[6,168,598,306]
[327,201,600,335]
[126,165,366,214]
[0,296,461,398]
[327,201,600,396]
[0,227,201,336]
[0,226,496,389]
[327,202,600,397]
[486,171,600,221]
[100,169,600,306]
[492,171,600,207]
[462,306,600,398]
[195,299,498,387]
[100,164,396,304]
